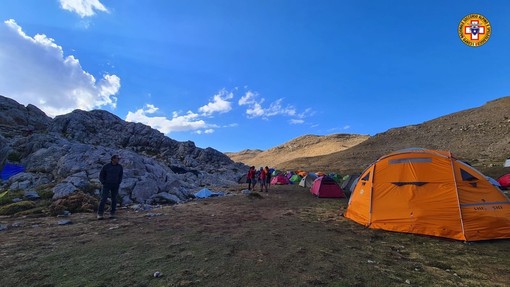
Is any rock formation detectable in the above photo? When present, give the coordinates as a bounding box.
[0,95,247,205]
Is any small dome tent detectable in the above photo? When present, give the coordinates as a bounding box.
[299,173,318,188]
[310,176,346,198]
[344,148,510,241]
[271,174,290,185]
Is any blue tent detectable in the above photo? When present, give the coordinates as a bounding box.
[194,188,224,198]
[1,163,25,181]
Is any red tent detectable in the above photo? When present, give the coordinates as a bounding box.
[498,174,510,189]
[271,174,290,185]
[310,176,346,198]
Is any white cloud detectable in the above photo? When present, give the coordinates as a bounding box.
[343,125,351,130]
[125,104,208,134]
[239,91,304,120]
[198,89,233,116]
[264,99,296,117]
[196,129,215,135]
[290,119,304,124]
[238,90,257,105]
[0,19,120,117]
[126,89,242,136]
[59,0,109,18]
[246,103,265,118]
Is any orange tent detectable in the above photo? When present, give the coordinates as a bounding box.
[344,148,510,241]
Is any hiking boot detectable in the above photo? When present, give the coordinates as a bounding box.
[97,214,104,220]
[109,214,115,219]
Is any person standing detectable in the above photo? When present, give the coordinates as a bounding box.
[247,166,256,190]
[252,167,260,191]
[259,167,268,192]
[98,155,123,220]
[265,166,271,192]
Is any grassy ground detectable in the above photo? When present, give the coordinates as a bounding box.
[1,184,509,287]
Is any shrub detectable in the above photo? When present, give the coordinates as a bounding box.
[38,190,54,200]
[49,192,98,216]
[0,190,25,205]
[0,201,37,215]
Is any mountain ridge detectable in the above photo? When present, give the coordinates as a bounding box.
[225,133,370,168]
[226,96,510,178]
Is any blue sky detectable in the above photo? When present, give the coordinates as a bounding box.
[1,1,509,152]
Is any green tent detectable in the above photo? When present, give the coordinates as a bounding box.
[289,174,302,184]
[329,173,342,183]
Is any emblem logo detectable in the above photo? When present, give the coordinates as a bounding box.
[458,14,491,47]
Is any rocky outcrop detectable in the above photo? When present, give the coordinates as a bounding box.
[0,95,247,205]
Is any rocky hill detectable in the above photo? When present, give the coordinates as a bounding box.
[225,134,369,168]
[0,96,247,206]
[280,97,510,177]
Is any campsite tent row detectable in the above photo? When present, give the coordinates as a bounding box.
[238,169,347,187]
[238,149,509,241]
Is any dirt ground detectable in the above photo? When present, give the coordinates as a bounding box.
[1,184,510,287]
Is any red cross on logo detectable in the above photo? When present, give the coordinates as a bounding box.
[464,20,485,40]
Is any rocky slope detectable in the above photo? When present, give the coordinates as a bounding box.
[225,134,370,168]
[0,96,247,205]
[280,97,510,177]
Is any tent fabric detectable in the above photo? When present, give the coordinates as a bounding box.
[340,174,360,197]
[487,176,501,187]
[344,149,510,241]
[498,174,510,188]
[289,174,302,184]
[316,171,326,177]
[329,173,342,183]
[272,170,282,176]
[297,170,307,177]
[299,173,318,188]
[194,188,224,198]
[310,176,346,198]
[271,174,290,185]
[1,163,25,181]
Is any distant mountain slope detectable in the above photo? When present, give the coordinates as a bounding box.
[280,97,510,177]
[225,134,370,168]
[224,149,263,166]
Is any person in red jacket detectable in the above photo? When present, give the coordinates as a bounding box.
[259,167,268,192]
[247,166,256,190]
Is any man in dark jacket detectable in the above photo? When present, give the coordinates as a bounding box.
[97,155,123,219]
